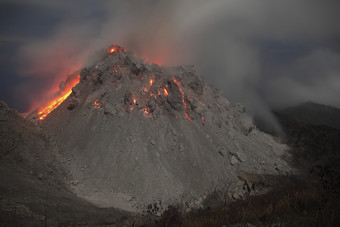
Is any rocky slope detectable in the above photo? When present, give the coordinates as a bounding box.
[0,101,133,226]
[23,45,293,214]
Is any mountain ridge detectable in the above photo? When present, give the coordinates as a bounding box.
[276,101,340,130]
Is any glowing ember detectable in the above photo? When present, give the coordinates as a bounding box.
[163,88,169,96]
[173,79,192,121]
[109,47,116,53]
[93,99,101,109]
[149,79,154,86]
[143,107,151,117]
[108,46,125,54]
[37,75,80,120]
[133,98,137,104]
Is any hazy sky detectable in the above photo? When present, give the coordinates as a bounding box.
[1,0,340,123]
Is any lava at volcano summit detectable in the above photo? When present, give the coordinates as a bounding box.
[29,45,205,122]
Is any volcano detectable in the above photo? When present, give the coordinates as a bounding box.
[12,45,292,215]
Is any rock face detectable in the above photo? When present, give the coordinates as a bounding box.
[27,45,291,213]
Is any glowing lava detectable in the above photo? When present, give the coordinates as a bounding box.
[37,75,80,120]
[93,99,101,109]
[36,45,197,123]
[173,79,192,121]
[163,88,169,96]
[142,106,151,118]
[109,45,126,54]
[109,47,116,53]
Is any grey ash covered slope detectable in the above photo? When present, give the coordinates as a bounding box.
[1,101,133,226]
[0,101,63,183]
[37,45,291,213]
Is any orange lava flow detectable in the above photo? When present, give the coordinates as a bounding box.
[173,79,192,121]
[37,75,80,120]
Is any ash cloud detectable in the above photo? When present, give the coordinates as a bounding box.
[2,0,340,124]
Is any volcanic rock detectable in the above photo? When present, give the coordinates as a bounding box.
[230,156,239,166]
[28,45,292,213]
[166,80,183,111]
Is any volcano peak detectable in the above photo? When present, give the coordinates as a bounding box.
[27,45,292,213]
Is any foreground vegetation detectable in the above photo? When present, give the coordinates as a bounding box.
[151,173,339,227]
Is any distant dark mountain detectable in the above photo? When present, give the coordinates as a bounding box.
[274,105,340,200]
[275,111,340,162]
[276,102,340,130]
[254,101,340,163]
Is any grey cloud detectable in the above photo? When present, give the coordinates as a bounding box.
[265,48,340,109]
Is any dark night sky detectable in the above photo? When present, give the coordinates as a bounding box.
[1,0,340,123]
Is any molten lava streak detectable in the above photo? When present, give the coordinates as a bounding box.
[37,75,80,120]
[173,79,192,121]
[163,88,169,96]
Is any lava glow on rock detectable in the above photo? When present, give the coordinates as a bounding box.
[109,46,126,54]
[173,79,192,121]
[37,75,80,120]
[35,45,202,122]
[163,88,169,97]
